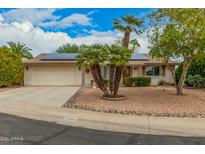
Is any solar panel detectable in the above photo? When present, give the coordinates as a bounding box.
[41,53,77,60]
[40,53,149,61]
[130,53,149,61]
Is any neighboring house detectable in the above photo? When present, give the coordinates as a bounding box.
[24,53,178,86]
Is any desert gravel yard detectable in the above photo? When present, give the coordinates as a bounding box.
[65,86,205,118]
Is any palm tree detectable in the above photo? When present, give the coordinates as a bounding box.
[56,43,80,53]
[108,45,131,96]
[77,44,109,96]
[113,15,143,91]
[77,44,131,97]
[130,39,140,53]
[113,15,143,48]
[7,41,33,59]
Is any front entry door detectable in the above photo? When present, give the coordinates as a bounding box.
[123,66,132,82]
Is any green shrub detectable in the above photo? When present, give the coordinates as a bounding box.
[187,75,195,86]
[175,53,205,84]
[158,80,166,86]
[187,74,204,88]
[0,48,23,87]
[203,78,205,88]
[124,77,151,87]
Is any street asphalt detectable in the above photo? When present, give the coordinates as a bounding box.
[0,112,205,145]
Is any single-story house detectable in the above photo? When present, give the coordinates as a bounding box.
[24,53,178,86]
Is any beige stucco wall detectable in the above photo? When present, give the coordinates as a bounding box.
[130,65,175,85]
[132,66,138,76]
[24,63,176,86]
[24,64,82,86]
[85,71,93,85]
[164,66,175,84]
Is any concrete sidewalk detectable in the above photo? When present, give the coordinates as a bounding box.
[0,99,205,137]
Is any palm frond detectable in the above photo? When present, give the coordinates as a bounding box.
[7,41,33,59]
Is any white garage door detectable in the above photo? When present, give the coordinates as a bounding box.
[30,65,79,86]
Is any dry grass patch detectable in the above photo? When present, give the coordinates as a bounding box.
[64,86,205,118]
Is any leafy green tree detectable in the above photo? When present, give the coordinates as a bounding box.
[187,54,205,77]
[148,9,205,95]
[175,53,205,82]
[7,41,33,59]
[0,47,23,87]
[56,43,80,53]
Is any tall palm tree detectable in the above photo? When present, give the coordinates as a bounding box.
[7,41,33,59]
[130,39,140,53]
[113,15,143,48]
[113,15,143,91]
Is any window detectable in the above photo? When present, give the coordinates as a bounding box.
[145,66,160,76]
[103,65,110,79]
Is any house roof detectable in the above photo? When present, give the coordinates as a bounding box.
[24,53,179,65]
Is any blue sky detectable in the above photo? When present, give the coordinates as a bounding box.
[0,8,155,55]
[48,8,154,37]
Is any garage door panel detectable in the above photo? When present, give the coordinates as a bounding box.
[31,65,77,85]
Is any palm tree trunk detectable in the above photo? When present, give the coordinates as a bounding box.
[176,59,192,95]
[113,65,124,96]
[109,64,116,95]
[112,31,131,96]
[95,64,110,95]
[123,31,131,48]
[90,64,109,96]
[81,67,85,87]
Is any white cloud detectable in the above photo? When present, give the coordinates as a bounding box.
[0,20,149,56]
[40,13,92,28]
[87,10,99,15]
[2,9,59,26]
[0,14,4,22]
[1,9,96,29]
[0,21,71,55]
[130,31,150,53]
[11,21,33,32]
[72,30,123,45]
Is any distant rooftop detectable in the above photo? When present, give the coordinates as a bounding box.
[40,53,149,61]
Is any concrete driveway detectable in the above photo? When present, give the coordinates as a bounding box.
[0,86,80,107]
